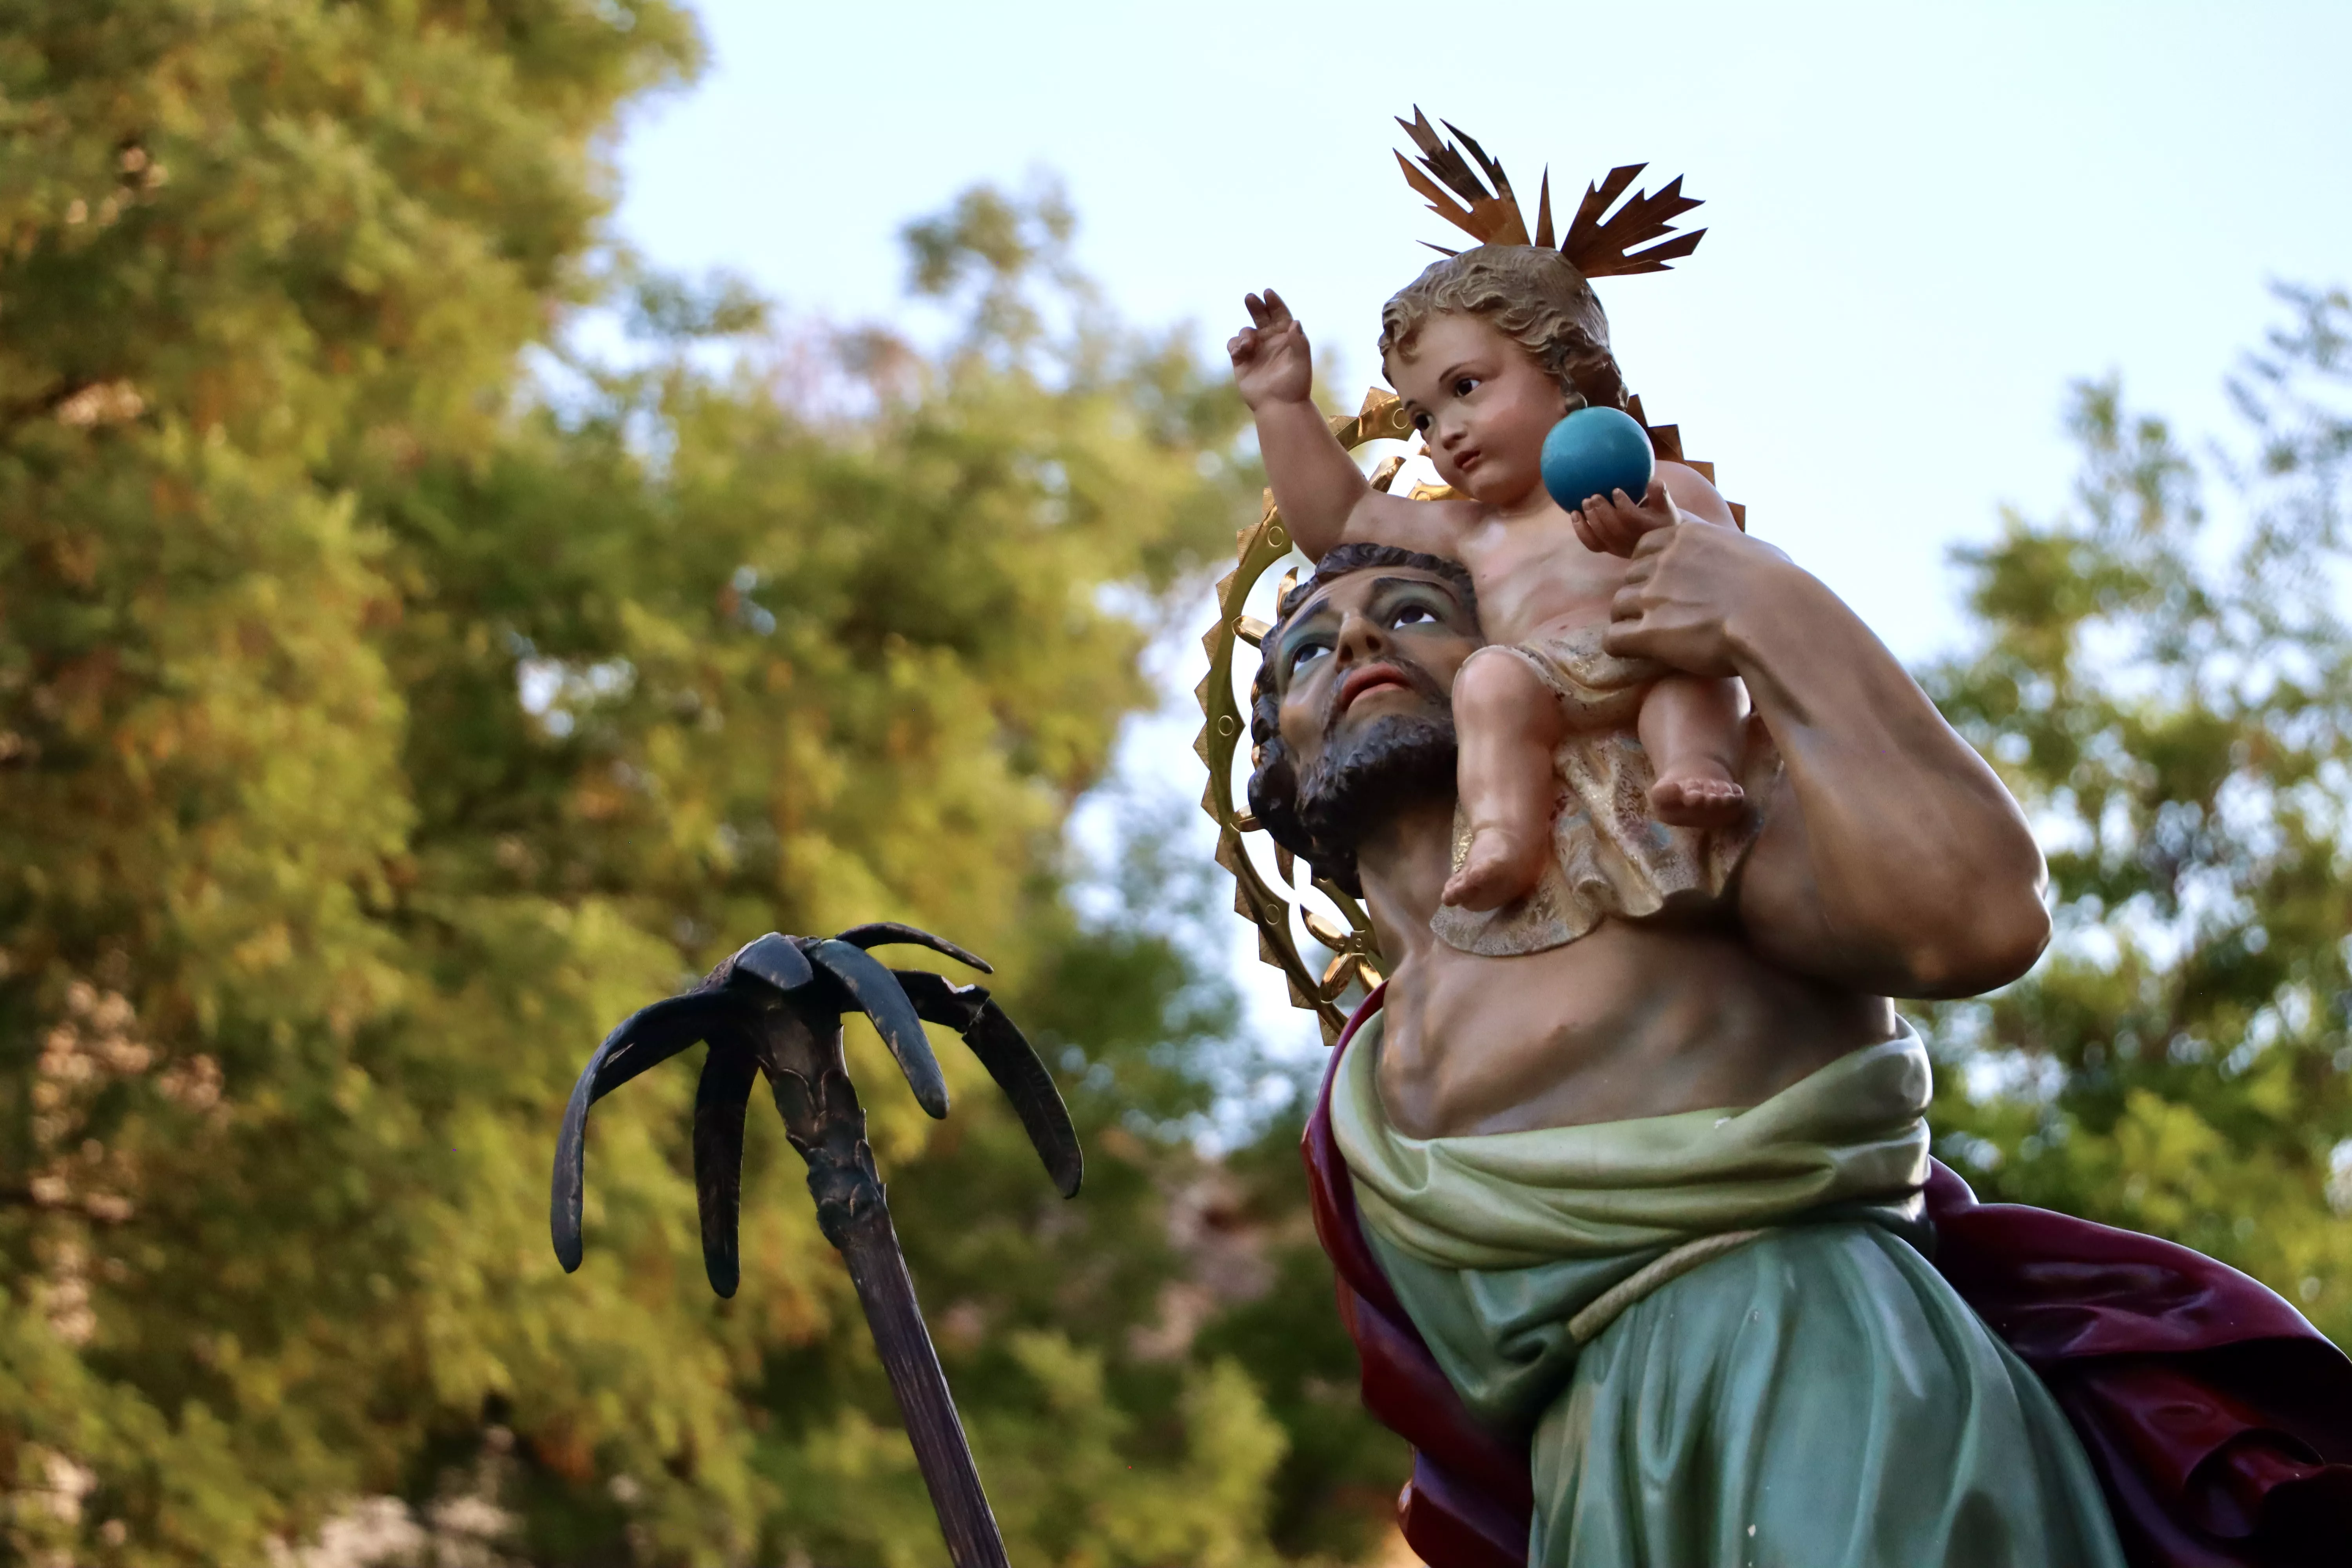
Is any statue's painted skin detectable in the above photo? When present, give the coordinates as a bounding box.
[1265,544,2127,1568]
[1232,120,2342,1563]
[1233,290,1750,910]
[1263,525,2051,1139]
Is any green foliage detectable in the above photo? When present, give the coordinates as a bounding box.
[67,4,2352,1564]
[1922,285,2352,1346]
[1191,1109,1410,1562]
[1,3,699,1560]
[0,4,1409,1564]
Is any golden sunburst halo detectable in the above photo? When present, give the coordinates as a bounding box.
[1194,388,1416,1044]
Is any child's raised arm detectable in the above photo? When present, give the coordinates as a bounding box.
[1228,290,1459,562]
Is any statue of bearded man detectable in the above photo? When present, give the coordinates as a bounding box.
[1247,525,2127,1567]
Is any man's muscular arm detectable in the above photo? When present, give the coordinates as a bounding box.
[1605,526,2051,998]
[1227,290,1463,561]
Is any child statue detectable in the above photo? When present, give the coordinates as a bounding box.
[1229,122,1762,956]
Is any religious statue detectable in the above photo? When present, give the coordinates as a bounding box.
[1199,111,2352,1567]
[543,111,2352,1568]
[1227,109,1752,937]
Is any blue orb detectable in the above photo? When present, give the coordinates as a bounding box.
[1541,407,1655,514]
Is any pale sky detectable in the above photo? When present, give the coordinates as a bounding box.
[615,0,2350,657]
[610,0,2352,1061]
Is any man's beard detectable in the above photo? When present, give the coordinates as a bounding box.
[1296,711,1458,857]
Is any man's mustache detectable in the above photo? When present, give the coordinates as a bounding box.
[1319,654,1446,736]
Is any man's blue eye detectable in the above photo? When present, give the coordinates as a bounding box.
[1290,642,1330,674]
[1391,604,1437,628]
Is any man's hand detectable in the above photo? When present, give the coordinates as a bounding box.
[1228,289,1314,410]
[1605,521,1797,678]
[1568,474,1682,558]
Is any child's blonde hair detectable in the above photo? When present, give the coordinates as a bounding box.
[1377,246,1629,414]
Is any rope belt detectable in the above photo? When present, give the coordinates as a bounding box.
[1566,1228,1768,1345]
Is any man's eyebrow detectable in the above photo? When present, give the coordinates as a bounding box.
[1276,572,1456,641]
[1270,594,1337,657]
[1367,575,1455,601]
[1283,574,1454,626]
[1277,584,1338,626]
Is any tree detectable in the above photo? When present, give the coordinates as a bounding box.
[64,7,2347,1564]
[434,190,1307,1563]
[1923,284,2352,1348]
[0,3,697,1561]
[0,6,1354,1564]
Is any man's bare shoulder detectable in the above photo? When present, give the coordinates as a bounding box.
[1337,488,1488,560]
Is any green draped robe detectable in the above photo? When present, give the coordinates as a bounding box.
[1331,1014,2125,1568]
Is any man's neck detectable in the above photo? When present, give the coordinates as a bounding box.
[1352,793,1455,971]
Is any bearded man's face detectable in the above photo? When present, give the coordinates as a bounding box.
[1262,565,1481,860]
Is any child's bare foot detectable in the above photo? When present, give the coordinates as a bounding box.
[1442,825,1549,912]
[1650,768,1746,828]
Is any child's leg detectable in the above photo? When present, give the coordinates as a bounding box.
[1442,649,1566,911]
[1639,675,1748,828]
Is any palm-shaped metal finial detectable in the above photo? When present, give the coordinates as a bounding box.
[552,923,1082,1568]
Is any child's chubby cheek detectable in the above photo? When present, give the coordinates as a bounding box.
[1450,446,1539,506]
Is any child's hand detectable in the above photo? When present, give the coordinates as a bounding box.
[1227,289,1315,410]
[1569,475,1684,558]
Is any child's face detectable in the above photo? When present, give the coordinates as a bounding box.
[1385,312,1566,506]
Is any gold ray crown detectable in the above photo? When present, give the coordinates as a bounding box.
[1393,107,1706,274]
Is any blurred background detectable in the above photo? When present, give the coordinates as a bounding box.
[1,2,2346,1564]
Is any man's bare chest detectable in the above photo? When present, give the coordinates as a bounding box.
[1376,927,1892,1139]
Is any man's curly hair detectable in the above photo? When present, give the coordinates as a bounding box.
[1377,245,1629,415]
[1246,543,1477,896]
